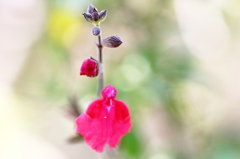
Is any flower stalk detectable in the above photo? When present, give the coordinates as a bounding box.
[97,35,104,97]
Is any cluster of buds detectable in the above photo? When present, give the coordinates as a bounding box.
[80,3,123,77]
[82,3,107,26]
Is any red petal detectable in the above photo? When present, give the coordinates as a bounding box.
[105,99,132,149]
[75,99,132,152]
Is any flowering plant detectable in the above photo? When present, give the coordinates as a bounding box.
[75,3,132,152]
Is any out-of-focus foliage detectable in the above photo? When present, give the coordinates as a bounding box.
[99,0,194,157]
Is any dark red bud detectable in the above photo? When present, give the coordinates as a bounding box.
[92,12,99,22]
[80,58,99,77]
[102,35,123,48]
[92,27,101,36]
[92,7,98,13]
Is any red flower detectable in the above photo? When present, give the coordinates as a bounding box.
[75,85,132,152]
[80,58,99,77]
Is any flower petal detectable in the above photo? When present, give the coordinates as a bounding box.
[76,113,107,152]
[105,100,132,149]
[76,99,108,152]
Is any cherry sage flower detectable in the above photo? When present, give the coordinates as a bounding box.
[75,85,132,152]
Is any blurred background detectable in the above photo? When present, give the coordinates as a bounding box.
[1,0,240,158]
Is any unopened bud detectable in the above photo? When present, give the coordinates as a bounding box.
[92,11,99,22]
[102,35,123,48]
[80,57,99,77]
[101,85,117,99]
[82,13,93,22]
[92,27,101,36]
[99,10,107,22]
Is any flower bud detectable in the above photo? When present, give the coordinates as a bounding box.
[80,57,99,77]
[92,11,99,22]
[92,27,101,36]
[102,35,123,48]
[82,13,93,22]
[99,10,107,22]
[101,85,117,99]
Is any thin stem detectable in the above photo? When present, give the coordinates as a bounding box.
[97,35,104,97]
[98,35,103,63]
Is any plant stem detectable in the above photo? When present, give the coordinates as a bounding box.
[97,35,104,97]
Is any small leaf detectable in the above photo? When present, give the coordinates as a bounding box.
[82,13,93,22]
[99,10,107,22]
[87,3,95,14]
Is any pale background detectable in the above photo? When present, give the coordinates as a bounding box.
[1,0,240,159]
